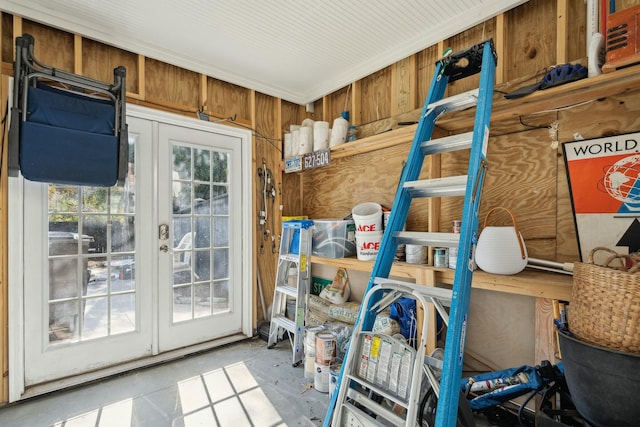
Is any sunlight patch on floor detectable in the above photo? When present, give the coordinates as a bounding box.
[51,398,133,427]
[178,361,285,427]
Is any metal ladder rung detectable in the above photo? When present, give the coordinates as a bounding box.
[345,388,406,426]
[279,253,301,263]
[404,175,468,198]
[372,277,453,305]
[340,401,392,427]
[271,316,296,333]
[275,285,297,298]
[421,131,473,156]
[427,89,478,116]
[395,231,460,247]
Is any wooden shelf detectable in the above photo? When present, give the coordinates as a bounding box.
[317,63,640,160]
[303,64,632,303]
[311,256,573,301]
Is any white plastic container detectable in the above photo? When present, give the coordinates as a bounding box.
[405,244,426,264]
[312,219,356,258]
[314,362,330,392]
[352,202,382,232]
[329,117,349,147]
[355,230,383,261]
[313,121,330,151]
[298,126,313,155]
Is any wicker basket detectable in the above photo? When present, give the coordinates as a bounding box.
[568,247,640,354]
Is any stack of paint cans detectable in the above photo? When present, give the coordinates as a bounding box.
[314,331,337,392]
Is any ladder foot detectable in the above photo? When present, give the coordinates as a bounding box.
[267,344,276,349]
[292,361,302,367]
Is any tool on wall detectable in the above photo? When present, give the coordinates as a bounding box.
[326,40,497,427]
[258,158,277,254]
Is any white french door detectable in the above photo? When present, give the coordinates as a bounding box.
[14,107,252,396]
[22,117,154,386]
[156,122,244,351]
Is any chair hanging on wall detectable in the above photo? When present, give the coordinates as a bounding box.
[8,33,128,187]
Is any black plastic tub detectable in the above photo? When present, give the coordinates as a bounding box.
[558,330,640,427]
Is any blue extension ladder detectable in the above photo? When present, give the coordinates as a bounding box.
[325,40,497,427]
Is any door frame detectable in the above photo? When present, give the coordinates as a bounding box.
[8,104,254,401]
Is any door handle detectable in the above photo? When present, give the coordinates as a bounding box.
[160,244,169,253]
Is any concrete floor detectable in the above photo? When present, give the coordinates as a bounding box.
[0,337,329,427]
[0,337,502,427]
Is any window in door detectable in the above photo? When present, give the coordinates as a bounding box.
[171,145,231,322]
[47,166,136,344]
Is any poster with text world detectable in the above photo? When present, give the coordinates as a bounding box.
[563,132,640,262]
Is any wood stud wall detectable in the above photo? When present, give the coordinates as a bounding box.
[0,0,633,402]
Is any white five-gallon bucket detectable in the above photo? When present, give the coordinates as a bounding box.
[405,244,427,264]
[355,230,383,260]
[352,202,382,232]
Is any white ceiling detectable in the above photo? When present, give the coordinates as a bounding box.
[0,0,528,105]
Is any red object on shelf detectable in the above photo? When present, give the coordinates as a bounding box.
[602,4,640,72]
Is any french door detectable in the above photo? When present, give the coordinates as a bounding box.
[156,122,244,351]
[15,107,252,395]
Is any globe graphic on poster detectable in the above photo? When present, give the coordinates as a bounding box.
[603,154,640,211]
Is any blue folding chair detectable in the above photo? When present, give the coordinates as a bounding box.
[8,33,128,187]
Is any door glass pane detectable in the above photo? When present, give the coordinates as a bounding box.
[172,145,231,322]
[47,136,137,346]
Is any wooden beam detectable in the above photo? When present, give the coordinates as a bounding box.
[391,55,417,116]
[250,89,258,329]
[200,74,207,111]
[322,95,329,123]
[12,16,22,51]
[495,13,506,84]
[535,298,560,364]
[351,80,361,126]
[556,0,569,63]
[137,55,146,99]
[74,34,82,75]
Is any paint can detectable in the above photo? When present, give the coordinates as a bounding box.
[314,362,331,392]
[315,331,337,365]
[434,248,447,267]
[305,326,324,379]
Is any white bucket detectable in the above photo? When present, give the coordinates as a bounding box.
[355,230,383,261]
[298,126,313,155]
[352,202,382,232]
[283,132,293,158]
[313,121,330,151]
[304,354,315,380]
[314,362,331,393]
[405,244,426,264]
[329,117,349,147]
